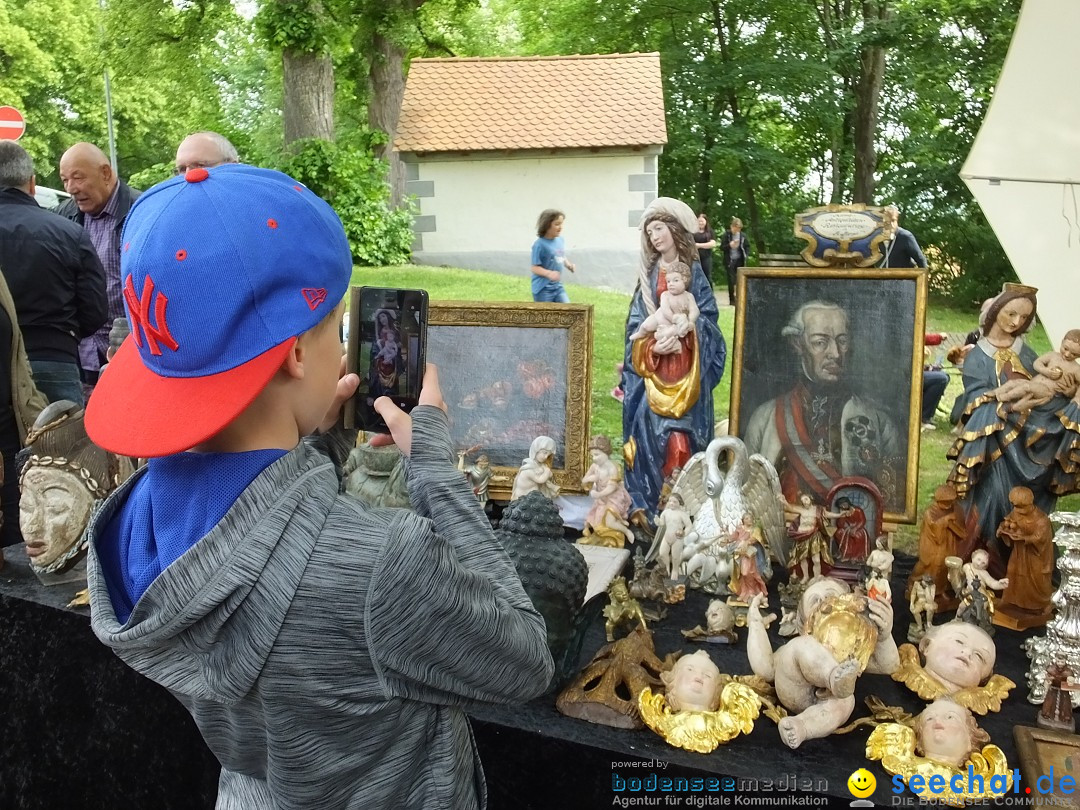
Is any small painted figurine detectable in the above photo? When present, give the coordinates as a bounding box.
[747,577,899,748]
[652,492,694,580]
[457,448,493,507]
[995,486,1054,629]
[628,549,685,605]
[604,577,648,642]
[962,549,1008,601]
[956,576,995,636]
[866,534,894,582]
[511,435,560,501]
[781,493,841,583]
[908,574,936,642]
[865,566,891,604]
[727,512,769,604]
[832,496,870,561]
[580,435,635,548]
[1038,661,1080,732]
[682,599,738,644]
[992,329,1080,413]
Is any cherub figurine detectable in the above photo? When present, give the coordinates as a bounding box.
[992,329,1080,412]
[580,435,635,548]
[892,621,1015,714]
[626,261,699,354]
[995,486,1054,629]
[962,549,1008,601]
[457,447,493,507]
[908,574,936,642]
[747,577,900,748]
[511,435,560,501]
[682,599,738,644]
[651,492,694,580]
[728,512,769,604]
[603,577,648,642]
[866,699,1012,802]
[780,493,842,583]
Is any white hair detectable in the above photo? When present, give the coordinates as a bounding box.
[781,300,847,339]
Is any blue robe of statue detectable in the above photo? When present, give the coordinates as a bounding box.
[621,259,726,517]
[948,336,1080,556]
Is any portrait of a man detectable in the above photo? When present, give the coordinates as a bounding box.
[732,270,924,521]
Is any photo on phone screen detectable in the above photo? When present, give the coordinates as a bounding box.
[346,286,428,432]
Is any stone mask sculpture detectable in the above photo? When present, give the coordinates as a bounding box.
[19,401,134,577]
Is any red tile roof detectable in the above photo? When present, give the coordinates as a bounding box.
[394,53,667,153]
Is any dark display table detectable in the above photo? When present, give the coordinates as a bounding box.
[0,545,1051,809]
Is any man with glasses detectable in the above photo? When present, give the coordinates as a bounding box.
[174,132,239,176]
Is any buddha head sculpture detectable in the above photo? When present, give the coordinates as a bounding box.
[18,401,134,576]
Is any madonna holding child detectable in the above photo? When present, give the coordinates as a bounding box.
[947,283,1080,571]
[622,198,727,519]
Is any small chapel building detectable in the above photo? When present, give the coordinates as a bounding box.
[394,53,668,292]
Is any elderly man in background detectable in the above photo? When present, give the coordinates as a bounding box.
[0,142,107,405]
[174,131,239,175]
[58,142,140,392]
[880,205,927,270]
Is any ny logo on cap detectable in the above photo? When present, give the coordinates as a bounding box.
[125,275,179,356]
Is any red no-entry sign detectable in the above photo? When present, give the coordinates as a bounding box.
[0,106,26,141]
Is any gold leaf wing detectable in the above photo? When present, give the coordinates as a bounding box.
[866,722,916,767]
[892,644,946,701]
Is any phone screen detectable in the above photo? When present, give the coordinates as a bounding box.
[346,286,428,432]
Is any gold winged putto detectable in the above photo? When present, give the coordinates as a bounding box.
[638,681,761,754]
[892,644,1015,714]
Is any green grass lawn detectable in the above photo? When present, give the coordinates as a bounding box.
[353,265,1078,552]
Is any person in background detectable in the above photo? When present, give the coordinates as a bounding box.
[880,205,927,269]
[57,142,140,393]
[922,333,950,431]
[694,213,717,287]
[722,217,749,306]
[0,142,107,405]
[530,209,575,303]
[174,131,240,175]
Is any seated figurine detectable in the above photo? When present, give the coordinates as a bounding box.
[747,576,899,748]
[19,401,134,577]
[956,576,995,636]
[892,620,1015,713]
[580,435,635,548]
[510,435,560,501]
[867,699,1012,801]
[603,577,647,642]
[907,574,936,643]
[638,650,761,753]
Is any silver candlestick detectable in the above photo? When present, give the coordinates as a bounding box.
[1025,510,1080,705]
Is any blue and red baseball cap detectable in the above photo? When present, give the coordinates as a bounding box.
[86,164,352,457]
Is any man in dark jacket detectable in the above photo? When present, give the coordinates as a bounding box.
[57,142,139,387]
[0,142,108,404]
[880,205,927,269]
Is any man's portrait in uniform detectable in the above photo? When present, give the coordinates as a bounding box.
[732,270,925,521]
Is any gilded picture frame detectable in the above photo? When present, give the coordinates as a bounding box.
[428,301,593,502]
[728,268,927,524]
[1014,724,1080,805]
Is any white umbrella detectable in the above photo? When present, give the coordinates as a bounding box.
[961,0,1080,347]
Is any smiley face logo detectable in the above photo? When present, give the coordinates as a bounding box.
[848,768,876,798]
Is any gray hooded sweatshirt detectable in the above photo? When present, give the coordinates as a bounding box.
[86,406,554,809]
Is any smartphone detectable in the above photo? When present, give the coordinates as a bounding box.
[344,286,428,433]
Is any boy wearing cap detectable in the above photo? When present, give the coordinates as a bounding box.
[83,165,553,809]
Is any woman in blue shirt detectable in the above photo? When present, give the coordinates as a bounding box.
[530,209,575,303]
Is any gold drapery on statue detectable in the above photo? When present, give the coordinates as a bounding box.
[630,332,701,420]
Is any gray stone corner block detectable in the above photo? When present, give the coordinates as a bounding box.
[628,174,657,192]
[413,215,437,234]
[405,180,434,198]
[643,155,657,174]
[404,163,420,181]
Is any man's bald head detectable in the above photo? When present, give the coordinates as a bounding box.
[175,132,239,175]
[59,142,116,215]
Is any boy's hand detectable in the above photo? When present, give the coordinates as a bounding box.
[371,364,447,457]
[317,356,360,435]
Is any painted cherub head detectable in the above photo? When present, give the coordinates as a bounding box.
[660,650,722,712]
[918,621,996,692]
[914,698,990,767]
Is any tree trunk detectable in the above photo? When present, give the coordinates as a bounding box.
[709,1,765,253]
[283,48,334,147]
[852,2,889,202]
[368,31,408,207]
